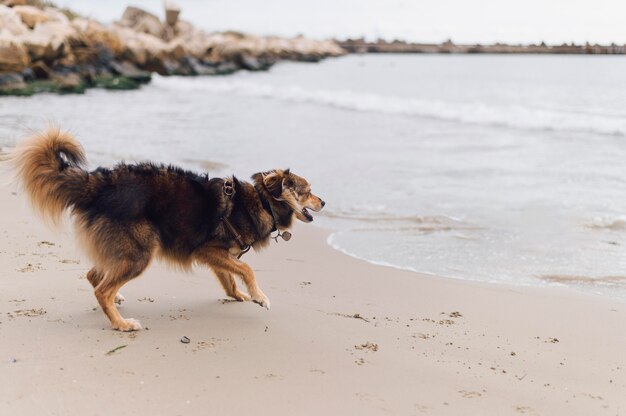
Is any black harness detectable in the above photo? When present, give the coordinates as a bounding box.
[221,179,251,259]
[220,178,291,259]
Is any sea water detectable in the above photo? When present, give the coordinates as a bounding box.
[2,54,626,300]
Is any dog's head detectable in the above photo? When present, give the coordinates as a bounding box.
[261,169,325,223]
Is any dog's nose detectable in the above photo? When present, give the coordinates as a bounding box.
[321,200,326,207]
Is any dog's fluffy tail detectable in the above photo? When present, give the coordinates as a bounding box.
[11,127,90,224]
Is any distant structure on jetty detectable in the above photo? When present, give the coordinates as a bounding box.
[338,38,626,55]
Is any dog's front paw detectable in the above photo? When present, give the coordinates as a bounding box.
[112,318,142,332]
[114,292,125,305]
[231,290,251,302]
[251,292,271,310]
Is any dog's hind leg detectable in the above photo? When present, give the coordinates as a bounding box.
[195,247,270,309]
[86,267,104,287]
[94,256,150,331]
[213,269,251,302]
[87,267,125,305]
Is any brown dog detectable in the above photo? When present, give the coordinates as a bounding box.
[12,127,324,331]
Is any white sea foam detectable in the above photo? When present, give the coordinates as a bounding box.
[154,75,626,137]
[586,216,626,231]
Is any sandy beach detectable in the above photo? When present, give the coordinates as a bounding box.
[0,174,624,416]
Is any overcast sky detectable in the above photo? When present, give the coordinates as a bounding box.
[58,0,626,44]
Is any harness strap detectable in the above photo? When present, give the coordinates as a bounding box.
[222,216,250,256]
[220,177,289,258]
[221,178,251,259]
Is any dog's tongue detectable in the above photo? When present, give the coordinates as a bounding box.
[302,208,313,221]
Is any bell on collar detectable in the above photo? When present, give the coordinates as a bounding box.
[281,231,292,241]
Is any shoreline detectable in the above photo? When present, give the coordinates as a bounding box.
[326,230,626,305]
[1,175,625,415]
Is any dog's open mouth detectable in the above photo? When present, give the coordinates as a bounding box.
[301,208,314,222]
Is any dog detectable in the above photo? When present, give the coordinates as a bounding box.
[11,127,325,331]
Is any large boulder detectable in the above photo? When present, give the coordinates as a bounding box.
[42,7,70,25]
[13,5,49,29]
[118,6,163,38]
[0,32,29,72]
[0,71,26,94]
[53,72,85,93]
[0,0,26,6]
[20,31,49,61]
[111,25,168,68]
[31,61,51,79]
[108,60,151,83]
[31,20,77,50]
[72,18,124,55]
[18,21,75,64]
[168,25,209,57]
[164,1,180,27]
[0,4,28,35]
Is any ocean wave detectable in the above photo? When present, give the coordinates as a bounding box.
[541,274,626,288]
[319,210,456,224]
[586,217,626,231]
[318,209,479,233]
[153,75,626,137]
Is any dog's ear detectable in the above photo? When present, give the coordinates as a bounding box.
[263,171,283,199]
[283,168,294,188]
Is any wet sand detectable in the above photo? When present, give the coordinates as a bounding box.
[0,178,625,415]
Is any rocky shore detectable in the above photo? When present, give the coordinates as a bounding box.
[339,38,626,55]
[0,1,345,96]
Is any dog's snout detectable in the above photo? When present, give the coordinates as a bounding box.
[321,200,326,208]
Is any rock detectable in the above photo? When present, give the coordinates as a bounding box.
[0,2,346,96]
[202,32,344,70]
[108,60,151,83]
[13,5,49,29]
[0,71,26,94]
[215,61,238,75]
[118,6,163,38]
[111,25,168,68]
[239,54,272,71]
[164,1,180,27]
[0,0,26,7]
[0,4,29,35]
[20,31,50,61]
[18,20,76,64]
[168,34,207,58]
[0,33,29,72]
[167,43,186,60]
[72,18,124,55]
[42,7,70,25]
[54,51,76,67]
[21,66,34,81]
[53,72,85,94]
[185,56,217,75]
[31,61,51,79]
[173,19,194,38]
[33,20,77,50]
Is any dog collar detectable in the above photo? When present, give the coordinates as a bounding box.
[264,192,292,243]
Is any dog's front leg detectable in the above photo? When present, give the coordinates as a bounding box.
[213,269,252,302]
[232,260,270,309]
[195,247,270,309]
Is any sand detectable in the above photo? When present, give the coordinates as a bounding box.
[0,177,625,416]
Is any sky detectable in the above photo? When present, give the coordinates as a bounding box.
[58,0,626,45]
